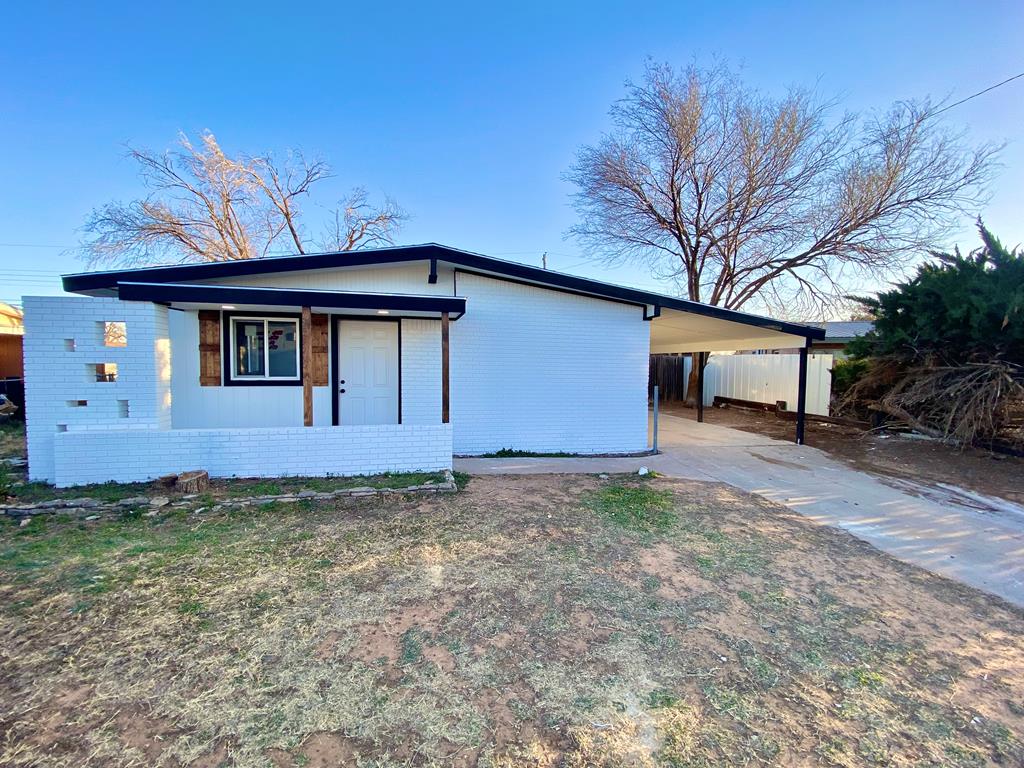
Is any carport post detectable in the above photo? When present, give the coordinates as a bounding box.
[795,340,809,445]
[695,352,705,423]
[652,385,659,453]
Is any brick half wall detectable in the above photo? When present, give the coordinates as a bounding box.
[52,424,453,487]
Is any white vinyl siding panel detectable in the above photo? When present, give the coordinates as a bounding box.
[676,353,834,416]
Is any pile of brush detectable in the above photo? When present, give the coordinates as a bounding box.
[841,358,1024,450]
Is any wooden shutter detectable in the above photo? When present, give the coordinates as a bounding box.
[311,313,329,386]
[198,311,221,386]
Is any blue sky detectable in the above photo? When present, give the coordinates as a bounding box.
[2,0,1022,310]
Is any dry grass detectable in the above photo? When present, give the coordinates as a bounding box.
[1,474,1022,767]
[0,421,23,460]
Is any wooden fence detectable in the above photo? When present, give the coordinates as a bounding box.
[0,335,23,379]
[648,355,689,401]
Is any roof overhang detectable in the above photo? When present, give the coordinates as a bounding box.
[651,307,816,353]
[116,282,466,318]
[63,244,823,343]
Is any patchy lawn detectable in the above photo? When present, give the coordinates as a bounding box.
[1,475,1022,767]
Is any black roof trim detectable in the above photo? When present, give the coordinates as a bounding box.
[64,243,823,340]
[116,281,467,315]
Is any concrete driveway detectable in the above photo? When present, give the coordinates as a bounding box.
[456,412,1024,608]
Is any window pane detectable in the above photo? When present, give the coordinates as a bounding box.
[267,321,298,377]
[235,320,265,376]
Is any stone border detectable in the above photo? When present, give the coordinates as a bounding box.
[1,469,458,520]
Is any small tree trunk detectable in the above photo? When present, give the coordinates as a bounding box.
[684,353,709,407]
[175,470,210,494]
[684,365,700,407]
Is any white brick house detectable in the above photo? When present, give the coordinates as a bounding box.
[24,244,823,486]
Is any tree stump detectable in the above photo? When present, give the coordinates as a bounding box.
[175,470,210,494]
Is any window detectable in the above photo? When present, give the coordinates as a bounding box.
[89,363,118,382]
[99,321,127,347]
[230,317,300,381]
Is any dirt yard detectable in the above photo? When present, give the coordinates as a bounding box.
[1,473,1022,767]
[661,403,1024,506]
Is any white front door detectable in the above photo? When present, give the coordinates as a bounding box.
[337,320,399,425]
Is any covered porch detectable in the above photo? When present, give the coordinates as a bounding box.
[118,281,465,431]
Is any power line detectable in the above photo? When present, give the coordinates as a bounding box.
[0,242,73,249]
[932,70,1024,118]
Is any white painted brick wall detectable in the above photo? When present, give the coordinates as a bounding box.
[451,273,649,454]
[169,310,333,428]
[400,318,441,424]
[23,297,172,482]
[52,424,452,486]
[25,263,652,484]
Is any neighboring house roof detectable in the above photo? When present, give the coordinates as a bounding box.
[0,302,24,335]
[62,243,825,342]
[814,321,873,342]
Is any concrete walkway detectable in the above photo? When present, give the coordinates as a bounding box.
[456,413,1024,608]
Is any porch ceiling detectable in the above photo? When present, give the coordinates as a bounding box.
[116,282,466,319]
[650,307,812,353]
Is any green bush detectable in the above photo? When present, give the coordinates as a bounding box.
[848,222,1024,365]
[830,358,869,399]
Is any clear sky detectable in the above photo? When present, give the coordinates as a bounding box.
[2,0,1022,310]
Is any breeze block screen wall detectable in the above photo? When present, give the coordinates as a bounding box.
[23,297,172,483]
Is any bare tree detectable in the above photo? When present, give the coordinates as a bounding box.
[568,63,999,318]
[567,62,999,403]
[316,188,407,252]
[81,132,406,267]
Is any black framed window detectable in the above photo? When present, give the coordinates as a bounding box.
[229,316,300,381]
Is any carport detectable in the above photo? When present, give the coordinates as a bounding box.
[646,301,825,443]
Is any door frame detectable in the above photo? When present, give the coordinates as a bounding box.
[330,315,402,426]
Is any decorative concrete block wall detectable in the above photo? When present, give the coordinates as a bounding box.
[23,297,171,483]
[52,424,453,486]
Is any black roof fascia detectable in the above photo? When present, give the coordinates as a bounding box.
[116,281,467,315]
[64,243,823,340]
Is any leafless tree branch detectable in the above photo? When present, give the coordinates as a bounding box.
[80,132,405,267]
[567,62,1001,318]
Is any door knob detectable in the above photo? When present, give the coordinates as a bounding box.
[339,388,346,394]
[340,379,345,384]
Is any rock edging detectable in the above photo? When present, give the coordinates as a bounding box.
[1,470,458,520]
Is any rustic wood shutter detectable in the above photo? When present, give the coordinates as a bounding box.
[311,313,329,386]
[198,310,221,386]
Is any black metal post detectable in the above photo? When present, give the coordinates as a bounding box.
[652,385,659,453]
[796,341,809,444]
[696,351,705,423]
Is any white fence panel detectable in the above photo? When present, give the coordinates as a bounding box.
[698,354,833,416]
